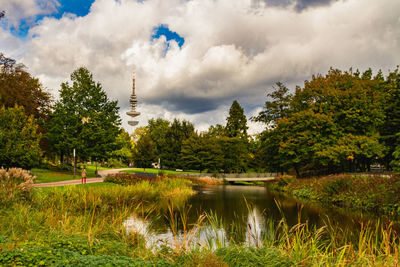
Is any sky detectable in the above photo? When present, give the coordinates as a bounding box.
[0,0,399,134]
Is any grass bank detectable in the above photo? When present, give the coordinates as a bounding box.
[122,168,200,176]
[32,165,110,183]
[268,174,400,218]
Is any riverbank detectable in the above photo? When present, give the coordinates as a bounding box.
[1,169,400,266]
[268,174,400,219]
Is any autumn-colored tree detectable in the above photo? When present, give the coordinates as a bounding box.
[256,68,386,176]
[0,53,52,121]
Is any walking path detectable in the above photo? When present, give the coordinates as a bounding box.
[33,168,131,187]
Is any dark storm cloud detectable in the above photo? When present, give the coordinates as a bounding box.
[148,96,223,114]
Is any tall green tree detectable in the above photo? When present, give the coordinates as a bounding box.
[181,133,204,172]
[225,100,248,139]
[46,67,121,163]
[162,119,194,168]
[147,118,170,160]
[0,106,42,169]
[109,129,133,165]
[252,82,292,127]
[380,68,400,169]
[132,134,156,170]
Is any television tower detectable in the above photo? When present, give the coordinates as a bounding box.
[126,72,140,128]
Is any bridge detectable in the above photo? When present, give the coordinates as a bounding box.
[224,177,276,182]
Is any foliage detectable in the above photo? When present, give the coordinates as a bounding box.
[161,119,195,168]
[0,53,52,121]
[252,82,292,127]
[104,173,159,185]
[270,174,400,217]
[147,118,170,159]
[132,134,157,169]
[216,246,292,267]
[256,68,388,176]
[109,129,133,164]
[46,67,121,162]
[225,100,248,139]
[0,246,169,267]
[380,67,400,168]
[0,105,42,168]
[0,167,35,205]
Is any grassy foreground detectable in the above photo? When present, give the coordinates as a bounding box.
[1,170,400,266]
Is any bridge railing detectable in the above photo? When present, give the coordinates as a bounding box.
[184,173,278,178]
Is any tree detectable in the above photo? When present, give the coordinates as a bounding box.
[0,53,52,121]
[162,119,194,168]
[380,68,400,169]
[0,106,42,169]
[147,118,170,160]
[206,124,226,138]
[181,133,204,171]
[132,134,156,170]
[219,137,249,173]
[46,67,121,164]
[225,100,248,139]
[109,129,133,165]
[256,68,386,176]
[252,82,292,127]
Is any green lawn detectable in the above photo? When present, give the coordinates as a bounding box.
[122,168,199,175]
[31,165,110,183]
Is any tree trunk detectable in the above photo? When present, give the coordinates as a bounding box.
[294,165,300,178]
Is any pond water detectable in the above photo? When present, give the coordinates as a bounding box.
[124,185,386,250]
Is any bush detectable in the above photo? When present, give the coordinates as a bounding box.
[0,167,35,204]
[104,173,158,185]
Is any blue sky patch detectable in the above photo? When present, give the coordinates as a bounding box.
[151,24,185,48]
[6,0,95,38]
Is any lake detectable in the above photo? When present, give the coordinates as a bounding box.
[124,184,387,250]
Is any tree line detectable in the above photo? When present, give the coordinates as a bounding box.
[1,51,399,176]
[253,68,400,176]
[133,100,251,173]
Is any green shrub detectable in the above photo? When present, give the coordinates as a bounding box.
[0,246,172,266]
[215,246,293,267]
[0,167,35,204]
[104,173,158,185]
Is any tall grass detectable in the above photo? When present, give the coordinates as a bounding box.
[2,177,400,266]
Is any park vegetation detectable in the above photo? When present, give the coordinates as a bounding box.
[0,167,399,265]
[253,68,400,177]
[269,174,400,217]
[1,52,399,176]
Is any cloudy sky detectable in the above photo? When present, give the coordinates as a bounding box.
[1,0,399,134]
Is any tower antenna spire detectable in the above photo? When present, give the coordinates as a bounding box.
[127,71,140,129]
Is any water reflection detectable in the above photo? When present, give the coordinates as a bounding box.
[124,206,267,250]
[124,185,388,249]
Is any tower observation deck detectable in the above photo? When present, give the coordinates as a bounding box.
[126,72,140,127]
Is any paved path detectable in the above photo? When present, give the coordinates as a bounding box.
[33,168,131,188]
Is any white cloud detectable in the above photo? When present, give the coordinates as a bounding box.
[0,0,59,28]
[1,0,399,134]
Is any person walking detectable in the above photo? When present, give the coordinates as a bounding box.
[81,165,87,184]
